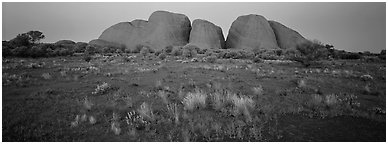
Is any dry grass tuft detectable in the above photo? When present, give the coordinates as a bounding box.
[324,94,338,107]
[230,94,255,122]
[211,91,227,111]
[137,102,155,121]
[42,73,52,80]
[252,85,264,95]
[83,96,93,110]
[158,90,169,105]
[182,89,207,111]
[167,103,180,125]
[111,112,121,135]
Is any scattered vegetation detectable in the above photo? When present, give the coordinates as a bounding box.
[2,31,385,142]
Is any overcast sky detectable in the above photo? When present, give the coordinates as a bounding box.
[2,2,386,53]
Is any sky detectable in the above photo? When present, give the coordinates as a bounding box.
[2,2,386,53]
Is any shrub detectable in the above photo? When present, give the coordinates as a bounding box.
[338,52,362,60]
[92,82,111,95]
[30,45,47,57]
[158,53,167,60]
[2,45,13,57]
[42,73,52,80]
[252,56,264,63]
[85,45,97,55]
[102,46,113,53]
[171,46,183,56]
[115,48,123,54]
[140,47,151,57]
[9,31,45,48]
[83,54,92,62]
[292,40,329,67]
[133,44,145,53]
[379,50,386,60]
[324,94,338,107]
[217,49,254,59]
[205,55,217,63]
[197,48,207,54]
[205,50,215,56]
[182,45,198,58]
[12,46,29,57]
[124,48,132,53]
[57,48,73,56]
[254,49,280,60]
[164,45,173,54]
[74,42,88,53]
[154,50,162,56]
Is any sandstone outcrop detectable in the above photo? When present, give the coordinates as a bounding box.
[188,19,225,49]
[225,14,279,50]
[92,10,191,51]
[268,20,307,49]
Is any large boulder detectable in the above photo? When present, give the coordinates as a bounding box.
[55,40,76,45]
[188,19,225,49]
[94,10,191,51]
[268,20,307,49]
[225,14,279,50]
[89,39,125,49]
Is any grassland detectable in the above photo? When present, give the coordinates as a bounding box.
[2,53,385,141]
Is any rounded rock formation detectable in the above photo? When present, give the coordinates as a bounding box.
[188,19,225,49]
[55,40,76,45]
[268,20,307,49]
[89,39,125,49]
[225,14,279,50]
[93,10,191,51]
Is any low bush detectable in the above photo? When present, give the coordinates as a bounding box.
[205,55,217,63]
[252,56,264,63]
[154,50,162,56]
[158,53,167,60]
[292,40,330,67]
[140,46,151,57]
[74,42,88,53]
[133,44,144,53]
[338,52,362,60]
[378,50,386,60]
[164,45,174,54]
[30,45,47,58]
[12,46,29,57]
[218,49,254,59]
[83,54,92,62]
[85,45,97,55]
[182,45,198,58]
[171,46,183,56]
[92,82,112,95]
[253,49,282,60]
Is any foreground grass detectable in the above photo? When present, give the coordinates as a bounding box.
[2,54,385,141]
